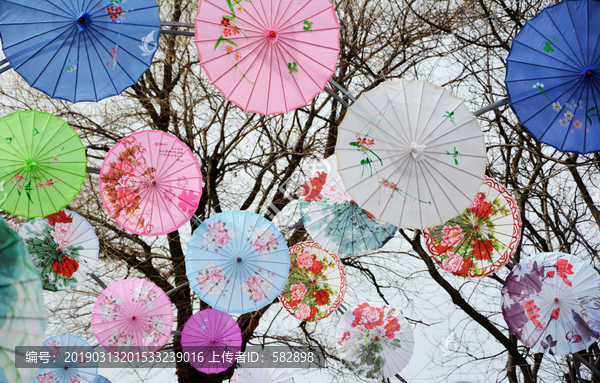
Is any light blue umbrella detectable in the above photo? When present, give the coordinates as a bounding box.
[0,0,160,102]
[34,334,97,383]
[93,375,111,383]
[186,211,290,314]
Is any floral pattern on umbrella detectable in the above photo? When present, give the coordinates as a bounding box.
[423,178,522,277]
[99,130,202,236]
[300,156,397,257]
[186,210,290,314]
[34,334,97,383]
[20,210,98,291]
[501,252,600,355]
[279,242,346,322]
[92,279,173,355]
[336,302,414,379]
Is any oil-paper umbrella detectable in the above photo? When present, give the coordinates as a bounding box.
[0,0,160,103]
[93,376,112,383]
[335,79,487,230]
[19,209,98,291]
[186,210,290,314]
[336,302,414,379]
[99,130,202,236]
[423,178,522,278]
[181,308,242,374]
[231,368,292,383]
[501,252,600,355]
[194,0,340,115]
[34,334,97,383]
[0,110,87,218]
[0,215,45,383]
[91,279,173,354]
[505,0,600,154]
[300,156,398,257]
[279,242,346,322]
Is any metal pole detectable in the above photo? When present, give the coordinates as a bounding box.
[0,64,12,75]
[86,166,100,174]
[166,281,189,296]
[394,374,409,383]
[328,79,357,102]
[160,21,195,28]
[160,30,195,37]
[573,353,600,378]
[281,220,302,234]
[323,87,350,108]
[90,272,108,289]
[473,97,510,116]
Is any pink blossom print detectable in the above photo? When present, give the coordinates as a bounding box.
[197,262,227,295]
[37,369,56,383]
[143,316,166,344]
[203,222,236,249]
[296,250,314,269]
[440,224,463,248]
[321,174,351,204]
[250,228,279,259]
[241,272,273,301]
[178,190,199,213]
[132,286,158,308]
[50,222,76,248]
[100,296,123,322]
[295,304,311,320]
[290,282,307,301]
[441,252,464,273]
[109,328,132,347]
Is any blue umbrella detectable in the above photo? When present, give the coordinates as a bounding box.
[505,0,600,154]
[186,211,290,314]
[0,0,160,103]
[93,375,111,383]
[35,333,97,383]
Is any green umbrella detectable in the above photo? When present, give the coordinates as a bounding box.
[0,215,46,383]
[0,110,87,218]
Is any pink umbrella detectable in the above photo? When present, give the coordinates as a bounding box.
[181,308,243,374]
[194,0,340,115]
[91,279,174,355]
[99,130,202,236]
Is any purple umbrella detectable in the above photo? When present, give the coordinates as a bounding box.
[181,308,242,374]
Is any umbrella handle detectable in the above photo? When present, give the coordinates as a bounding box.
[90,272,107,289]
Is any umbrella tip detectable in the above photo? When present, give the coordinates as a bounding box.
[269,31,276,38]
[586,70,593,77]
[237,257,242,262]
[554,297,559,302]
[151,180,157,186]
[132,315,136,320]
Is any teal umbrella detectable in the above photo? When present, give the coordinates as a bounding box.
[0,215,46,383]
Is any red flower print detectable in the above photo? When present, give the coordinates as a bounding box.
[351,303,385,329]
[314,290,329,306]
[468,193,493,219]
[471,239,493,261]
[365,209,375,220]
[556,259,574,287]
[307,306,318,321]
[52,256,79,277]
[221,18,230,27]
[46,210,73,226]
[288,299,300,308]
[524,300,543,328]
[455,256,473,277]
[309,260,324,275]
[301,172,327,202]
[46,179,54,186]
[547,271,555,278]
[384,316,401,339]
[337,331,351,346]
[551,308,560,320]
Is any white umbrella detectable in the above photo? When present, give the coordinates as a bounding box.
[231,368,292,383]
[336,79,486,229]
[19,209,98,291]
[336,302,414,379]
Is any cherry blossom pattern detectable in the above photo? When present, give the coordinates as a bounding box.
[249,228,279,259]
[241,272,273,302]
[202,222,236,250]
[197,262,227,296]
[99,295,124,322]
[132,285,158,308]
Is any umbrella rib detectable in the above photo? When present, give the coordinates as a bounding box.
[379,156,414,226]
[277,37,338,75]
[85,26,138,83]
[341,102,408,148]
[245,0,270,30]
[516,79,581,123]
[418,83,457,144]
[505,56,581,74]
[504,73,580,83]
[423,134,487,150]
[541,82,587,151]
[279,5,337,34]
[242,41,271,112]
[50,27,80,98]
[510,39,582,74]
[32,127,79,160]
[272,41,310,104]
[275,0,317,30]
[203,0,266,32]
[85,0,105,14]
[420,100,467,148]
[420,157,481,204]
[85,33,120,95]
[552,5,586,69]
[2,0,71,20]
[271,40,290,112]
[193,19,265,36]
[24,27,77,86]
[272,0,295,28]
[87,23,160,68]
[0,22,73,53]
[380,82,412,145]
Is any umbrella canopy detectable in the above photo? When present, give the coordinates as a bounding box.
[422,178,522,278]
[0,0,160,103]
[91,279,173,354]
[181,308,242,374]
[194,0,340,115]
[335,79,486,230]
[93,376,111,383]
[501,252,600,355]
[0,110,87,218]
[336,302,414,379]
[34,333,97,383]
[279,241,346,322]
[505,0,600,154]
[299,156,398,257]
[0,215,45,383]
[20,209,98,291]
[231,368,292,383]
[99,130,202,236]
[186,210,290,314]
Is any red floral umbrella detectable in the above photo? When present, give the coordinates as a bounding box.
[423,178,521,277]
